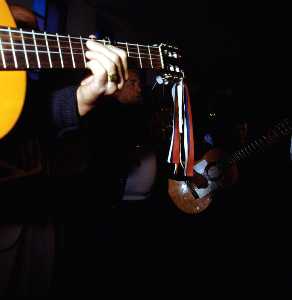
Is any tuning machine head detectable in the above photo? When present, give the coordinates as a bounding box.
[156,43,185,84]
[155,73,184,85]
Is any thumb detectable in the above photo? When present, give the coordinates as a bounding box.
[81,75,94,86]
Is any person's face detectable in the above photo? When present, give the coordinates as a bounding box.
[115,70,142,105]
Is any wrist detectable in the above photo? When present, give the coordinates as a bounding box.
[76,87,94,117]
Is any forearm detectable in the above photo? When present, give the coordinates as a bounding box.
[49,85,82,138]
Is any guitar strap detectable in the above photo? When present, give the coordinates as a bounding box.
[167,80,194,176]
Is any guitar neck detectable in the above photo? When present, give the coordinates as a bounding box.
[222,118,291,167]
[0,26,164,71]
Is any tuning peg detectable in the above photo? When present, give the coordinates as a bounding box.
[156,74,174,85]
[155,75,164,85]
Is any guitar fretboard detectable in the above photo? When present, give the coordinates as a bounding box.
[220,118,291,168]
[0,26,163,70]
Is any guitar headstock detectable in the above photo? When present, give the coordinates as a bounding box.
[157,43,184,84]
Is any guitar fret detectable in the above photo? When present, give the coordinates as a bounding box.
[137,44,142,68]
[236,151,241,160]
[68,35,75,68]
[243,147,249,156]
[125,42,129,57]
[246,145,252,154]
[124,48,160,57]
[20,29,29,68]
[8,31,31,69]
[35,38,53,68]
[240,149,246,157]
[0,27,168,72]
[249,143,257,151]
[44,32,52,68]
[0,35,6,68]
[67,36,84,68]
[46,35,62,68]
[58,36,75,68]
[56,33,64,68]
[32,30,41,68]
[236,150,242,159]
[254,140,260,148]
[239,149,246,158]
[80,36,86,67]
[126,54,161,60]
[224,118,292,167]
[250,144,256,151]
[8,28,18,68]
[148,45,153,68]
[20,32,37,68]
[243,149,249,157]
[113,42,163,70]
[158,44,164,69]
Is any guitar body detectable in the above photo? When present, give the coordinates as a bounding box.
[168,148,239,214]
[0,0,26,139]
[168,178,213,215]
[168,117,292,215]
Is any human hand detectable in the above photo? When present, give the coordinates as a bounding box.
[76,40,128,116]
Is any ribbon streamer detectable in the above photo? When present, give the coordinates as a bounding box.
[167,80,194,176]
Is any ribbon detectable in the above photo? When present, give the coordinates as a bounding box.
[167,80,194,177]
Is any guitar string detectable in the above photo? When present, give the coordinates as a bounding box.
[0,28,181,69]
[225,120,291,165]
[0,51,163,69]
[2,39,160,60]
[0,60,161,69]
[0,38,162,57]
[0,28,167,69]
[0,46,162,60]
[0,55,162,69]
[0,38,163,62]
[0,46,163,68]
[0,28,162,52]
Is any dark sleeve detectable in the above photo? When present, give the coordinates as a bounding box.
[46,83,91,176]
[49,85,82,138]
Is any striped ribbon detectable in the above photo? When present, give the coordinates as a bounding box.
[167,80,194,176]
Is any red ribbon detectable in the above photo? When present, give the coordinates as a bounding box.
[168,81,194,177]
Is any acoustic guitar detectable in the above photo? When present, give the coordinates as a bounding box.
[0,0,183,139]
[168,118,292,215]
[0,0,26,140]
